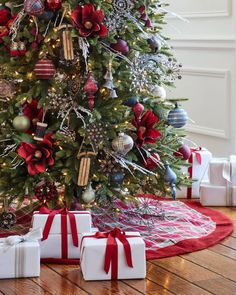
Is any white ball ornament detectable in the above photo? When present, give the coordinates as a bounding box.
[152,85,166,99]
[13,115,30,132]
[112,132,134,155]
[82,183,96,204]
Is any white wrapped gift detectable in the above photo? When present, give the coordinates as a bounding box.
[176,148,212,199]
[209,158,230,186]
[0,228,41,279]
[80,229,146,281]
[200,182,236,206]
[32,210,91,234]
[32,208,92,260]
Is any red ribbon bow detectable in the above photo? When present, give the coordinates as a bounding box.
[38,206,79,259]
[81,227,138,280]
[187,147,203,199]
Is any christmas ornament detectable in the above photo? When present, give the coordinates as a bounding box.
[82,183,96,204]
[112,132,134,155]
[17,134,54,176]
[34,58,56,80]
[61,25,74,61]
[124,96,138,107]
[152,85,166,99]
[77,143,97,187]
[0,4,11,26]
[10,41,19,57]
[132,110,161,147]
[13,115,30,132]
[164,162,177,199]
[71,3,107,38]
[18,41,26,56]
[132,102,144,119]
[34,180,58,203]
[24,0,45,17]
[168,103,188,128]
[84,73,98,111]
[45,0,62,11]
[0,79,16,98]
[34,122,48,141]
[174,144,191,160]
[113,0,132,13]
[147,36,162,53]
[144,152,160,171]
[111,39,129,55]
[109,171,125,186]
[0,211,16,229]
[138,5,152,28]
[99,152,122,175]
[87,122,108,148]
[103,67,117,98]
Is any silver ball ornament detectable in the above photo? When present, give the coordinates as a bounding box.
[112,132,134,155]
[82,183,96,204]
[13,115,30,132]
[152,85,166,99]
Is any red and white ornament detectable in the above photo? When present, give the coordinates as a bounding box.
[34,58,56,80]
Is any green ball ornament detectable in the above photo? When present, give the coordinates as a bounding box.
[13,115,30,132]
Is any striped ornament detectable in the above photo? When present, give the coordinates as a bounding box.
[34,59,56,80]
[167,104,188,128]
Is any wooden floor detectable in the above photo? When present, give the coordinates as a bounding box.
[1,206,236,295]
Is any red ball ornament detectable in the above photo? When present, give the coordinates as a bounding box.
[174,144,191,160]
[34,58,56,80]
[144,152,160,171]
[132,102,144,119]
[111,39,129,55]
[45,0,62,11]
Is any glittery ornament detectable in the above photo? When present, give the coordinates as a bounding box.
[34,58,56,80]
[0,211,16,229]
[87,122,108,148]
[0,79,16,98]
[34,180,58,203]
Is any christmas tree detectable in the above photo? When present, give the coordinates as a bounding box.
[0,0,191,211]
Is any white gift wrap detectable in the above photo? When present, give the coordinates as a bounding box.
[176,148,212,198]
[230,155,236,185]
[80,232,146,281]
[209,158,229,186]
[39,234,82,259]
[0,240,40,279]
[200,183,236,206]
[32,211,91,234]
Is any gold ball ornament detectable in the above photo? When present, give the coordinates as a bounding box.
[13,115,30,132]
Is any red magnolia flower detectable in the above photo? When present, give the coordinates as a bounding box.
[71,3,107,38]
[23,99,44,133]
[18,134,54,176]
[132,110,161,147]
[0,6,11,26]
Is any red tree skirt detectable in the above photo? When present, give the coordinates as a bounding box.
[146,200,233,260]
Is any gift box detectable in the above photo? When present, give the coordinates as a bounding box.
[80,228,146,281]
[209,158,229,186]
[200,182,236,206]
[0,228,41,279]
[32,207,91,260]
[177,147,212,199]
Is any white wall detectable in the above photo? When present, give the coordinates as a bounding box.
[164,0,236,156]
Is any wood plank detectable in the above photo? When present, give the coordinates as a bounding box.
[48,264,143,295]
[221,236,236,250]
[181,249,236,281]
[146,262,212,295]
[196,277,236,295]
[0,279,50,295]
[152,256,219,283]
[209,243,236,260]
[209,207,236,220]
[122,278,174,295]
[32,265,88,295]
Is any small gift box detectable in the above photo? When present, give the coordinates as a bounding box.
[177,147,212,199]
[80,228,146,281]
[209,158,229,186]
[200,183,236,206]
[32,207,91,261]
[0,228,41,279]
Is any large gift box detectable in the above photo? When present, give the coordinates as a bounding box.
[32,207,91,260]
[80,228,146,281]
[0,228,41,279]
[200,155,236,206]
[176,147,212,199]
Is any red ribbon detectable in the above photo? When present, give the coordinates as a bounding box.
[38,206,89,259]
[187,147,202,199]
[81,228,139,280]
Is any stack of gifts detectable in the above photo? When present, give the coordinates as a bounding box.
[0,205,147,280]
[200,155,236,206]
[177,147,212,199]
